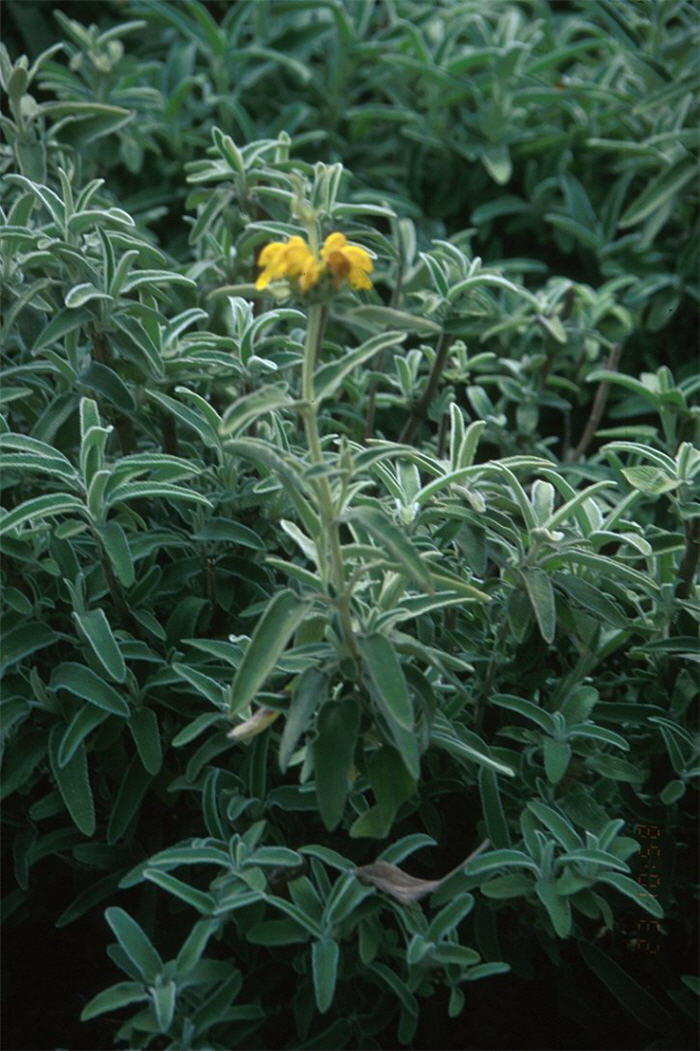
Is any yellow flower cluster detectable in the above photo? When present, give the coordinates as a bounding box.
[255,232,373,293]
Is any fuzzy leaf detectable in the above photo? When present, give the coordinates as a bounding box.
[230,590,308,717]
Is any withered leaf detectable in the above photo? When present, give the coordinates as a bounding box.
[353,861,441,904]
[227,706,280,743]
[353,840,490,905]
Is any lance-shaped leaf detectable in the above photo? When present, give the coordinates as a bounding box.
[596,872,663,918]
[448,272,540,308]
[427,893,475,942]
[148,389,219,447]
[431,714,515,777]
[491,693,556,735]
[544,737,572,784]
[313,697,360,831]
[522,568,556,644]
[298,844,354,872]
[106,481,212,509]
[345,305,442,336]
[107,760,152,845]
[545,480,616,530]
[128,707,162,775]
[239,306,305,360]
[557,848,630,873]
[535,878,572,938]
[52,662,130,717]
[80,982,149,1022]
[381,717,421,781]
[279,667,328,772]
[0,622,57,676]
[314,331,406,403]
[478,767,511,849]
[0,493,86,536]
[619,160,696,228]
[0,433,78,480]
[220,384,291,437]
[143,871,216,916]
[553,573,626,628]
[96,520,134,588]
[312,938,340,1014]
[263,895,323,937]
[378,834,437,865]
[358,633,413,731]
[174,919,219,977]
[73,609,127,683]
[58,706,109,768]
[226,438,320,540]
[578,941,672,1031]
[527,800,582,851]
[230,590,308,717]
[150,980,176,1032]
[323,872,374,927]
[465,849,540,876]
[347,506,433,593]
[350,746,416,839]
[105,907,163,982]
[369,961,419,1016]
[481,873,534,899]
[48,724,95,837]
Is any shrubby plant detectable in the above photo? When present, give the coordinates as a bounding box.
[1,2,698,1049]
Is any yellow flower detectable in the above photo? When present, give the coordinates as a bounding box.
[255,231,373,293]
[321,232,374,290]
[281,236,323,292]
[255,235,319,291]
[255,240,287,288]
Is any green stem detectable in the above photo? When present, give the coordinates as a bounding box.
[400,331,453,445]
[571,342,622,461]
[301,303,357,656]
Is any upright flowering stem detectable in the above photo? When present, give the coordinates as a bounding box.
[255,228,372,658]
[301,302,357,656]
[301,303,327,462]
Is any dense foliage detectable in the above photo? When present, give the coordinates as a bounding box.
[1,2,698,1049]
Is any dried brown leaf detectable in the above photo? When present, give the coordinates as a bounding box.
[354,861,441,904]
[353,840,490,905]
